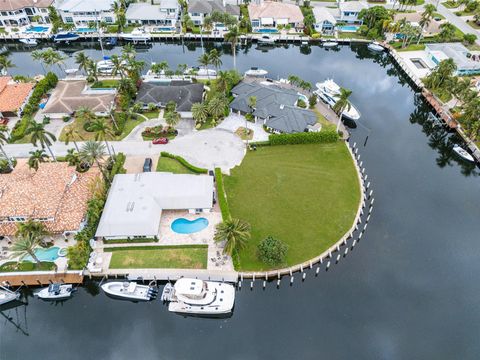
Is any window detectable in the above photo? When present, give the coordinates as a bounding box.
[104,16,113,23]
[191,12,200,16]
[65,17,73,23]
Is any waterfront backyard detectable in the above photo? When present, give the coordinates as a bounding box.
[224,142,361,271]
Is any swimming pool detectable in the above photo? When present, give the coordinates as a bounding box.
[76,28,95,33]
[23,247,61,262]
[338,25,360,32]
[25,26,49,33]
[155,27,175,32]
[171,218,209,234]
[256,28,279,33]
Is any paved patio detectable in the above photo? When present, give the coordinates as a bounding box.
[217,113,269,142]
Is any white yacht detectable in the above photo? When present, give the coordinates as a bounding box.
[184,67,217,77]
[367,41,384,52]
[0,286,20,305]
[102,281,158,301]
[314,79,361,121]
[19,38,37,46]
[453,145,475,162]
[35,284,75,300]
[258,35,276,44]
[119,29,151,43]
[322,41,338,48]
[161,278,235,315]
[244,67,268,77]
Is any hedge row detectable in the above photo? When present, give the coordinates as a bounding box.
[160,151,208,174]
[23,72,58,117]
[9,116,30,143]
[269,130,339,145]
[215,167,231,222]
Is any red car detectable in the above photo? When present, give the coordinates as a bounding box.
[152,137,169,145]
[0,117,9,125]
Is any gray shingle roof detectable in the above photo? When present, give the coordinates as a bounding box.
[230,82,317,133]
[136,81,204,111]
[188,0,239,16]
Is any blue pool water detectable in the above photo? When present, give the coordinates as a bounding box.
[338,25,360,32]
[76,28,95,33]
[256,28,279,33]
[155,27,175,32]
[25,26,49,33]
[23,247,60,262]
[171,218,209,234]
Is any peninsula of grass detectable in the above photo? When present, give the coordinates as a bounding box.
[0,261,57,272]
[106,245,208,269]
[156,156,196,174]
[224,142,361,271]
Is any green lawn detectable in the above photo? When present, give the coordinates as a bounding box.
[142,110,160,119]
[106,245,208,269]
[391,43,426,52]
[91,80,119,89]
[466,20,480,30]
[313,108,336,131]
[442,1,459,8]
[0,261,56,272]
[156,156,196,174]
[224,142,361,271]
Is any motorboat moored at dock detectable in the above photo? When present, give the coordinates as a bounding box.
[244,67,268,77]
[0,286,20,305]
[315,79,361,121]
[322,41,338,48]
[453,145,475,162]
[19,38,37,46]
[161,278,235,315]
[102,281,158,301]
[258,35,276,44]
[119,29,151,43]
[52,32,80,43]
[35,284,75,301]
[367,41,385,52]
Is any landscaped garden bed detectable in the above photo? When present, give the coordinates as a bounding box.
[105,245,208,269]
[141,125,177,140]
[0,261,57,272]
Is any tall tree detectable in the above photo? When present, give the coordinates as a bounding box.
[0,125,13,170]
[198,53,211,79]
[191,103,209,126]
[75,51,91,74]
[31,50,46,74]
[332,88,352,117]
[28,149,49,171]
[208,49,222,73]
[26,121,57,160]
[90,118,115,156]
[225,26,239,69]
[63,126,83,152]
[79,140,107,174]
[214,218,251,255]
[10,232,42,267]
[164,110,181,128]
[0,55,15,75]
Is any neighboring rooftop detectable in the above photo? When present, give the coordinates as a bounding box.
[56,0,115,12]
[136,81,204,112]
[248,1,303,23]
[95,172,214,239]
[0,77,34,115]
[188,0,239,16]
[339,1,368,12]
[0,0,53,11]
[126,1,179,21]
[393,12,441,35]
[313,7,337,25]
[426,43,480,73]
[0,162,99,236]
[43,80,116,115]
[230,82,317,133]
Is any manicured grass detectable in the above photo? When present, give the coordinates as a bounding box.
[442,1,459,8]
[392,43,426,52]
[91,80,119,89]
[105,238,158,244]
[313,108,336,131]
[0,261,56,272]
[466,20,480,30]
[106,245,208,269]
[142,110,159,119]
[156,156,196,174]
[337,32,369,40]
[433,13,445,19]
[224,143,361,271]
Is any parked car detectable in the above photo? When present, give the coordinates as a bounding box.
[143,158,152,172]
[0,117,9,125]
[152,138,169,145]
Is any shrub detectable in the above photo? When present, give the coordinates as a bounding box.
[257,236,288,266]
[269,130,339,145]
[463,33,477,45]
[214,167,231,221]
[0,158,16,173]
[22,72,58,117]
[62,116,71,122]
[83,121,94,132]
[308,95,317,108]
[160,152,208,173]
[311,33,321,39]
[67,240,91,270]
[297,99,307,108]
[9,116,30,143]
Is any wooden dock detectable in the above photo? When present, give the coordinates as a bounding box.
[0,271,83,287]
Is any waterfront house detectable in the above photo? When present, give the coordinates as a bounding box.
[56,0,116,28]
[187,0,239,26]
[426,43,480,76]
[0,0,53,27]
[230,82,318,134]
[0,162,99,238]
[126,0,180,27]
[313,7,337,34]
[43,80,116,118]
[337,1,368,25]
[135,81,204,118]
[0,76,34,117]
[248,1,303,29]
[95,172,214,240]
[393,12,441,37]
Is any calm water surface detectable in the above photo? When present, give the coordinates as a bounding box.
[1,41,480,360]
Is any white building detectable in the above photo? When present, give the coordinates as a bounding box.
[187,0,239,26]
[0,0,53,27]
[56,0,116,28]
[337,1,368,24]
[313,7,337,34]
[95,172,215,240]
[126,0,179,27]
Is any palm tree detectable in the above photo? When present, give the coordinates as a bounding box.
[225,26,239,69]
[207,96,228,123]
[16,219,49,244]
[121,44,136,60]
[28,149,49,171]
[208,49,222,73]
[439,22,456,42]
[0,55,15,75]
[332,87,352,119]
[42,48,65,73]
[90,118,115,156]
[112,1,126,32]
[191,103,209,126]
[216,70,231,94]
[63,126,83,152]
[165,111,181,128]
[76,106,96,125]
[198,53,211,79]
[86,59,99,83]
[31,50,46,74]
[0,125,13,170]
[75,51,91,74]
[110,54,125,79]
[417,4,436,44]
[10,232,42,267]
[65,148,80,167]
[214,218,251,255]
[79,140,107,172]
[26,121,57,160]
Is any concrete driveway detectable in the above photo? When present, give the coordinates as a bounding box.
[217,113,269,142]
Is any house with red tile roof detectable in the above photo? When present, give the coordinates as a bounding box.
[0,77,34,117]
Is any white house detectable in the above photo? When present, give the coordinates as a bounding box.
[338,1,368,24]
[95,172,215,240]
[248,1,303,28]
[0,0,53,27]
[187,0,239,26]
[313,7,337,34]
[56,0,116,28]
[126,0,179,27]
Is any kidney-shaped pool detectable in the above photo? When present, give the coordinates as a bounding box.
[171,218,209,234]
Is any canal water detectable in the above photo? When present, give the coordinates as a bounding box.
[1,42,480,360]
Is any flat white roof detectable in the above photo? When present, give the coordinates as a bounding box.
[57,0,115,12]
[95,172,214,238]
